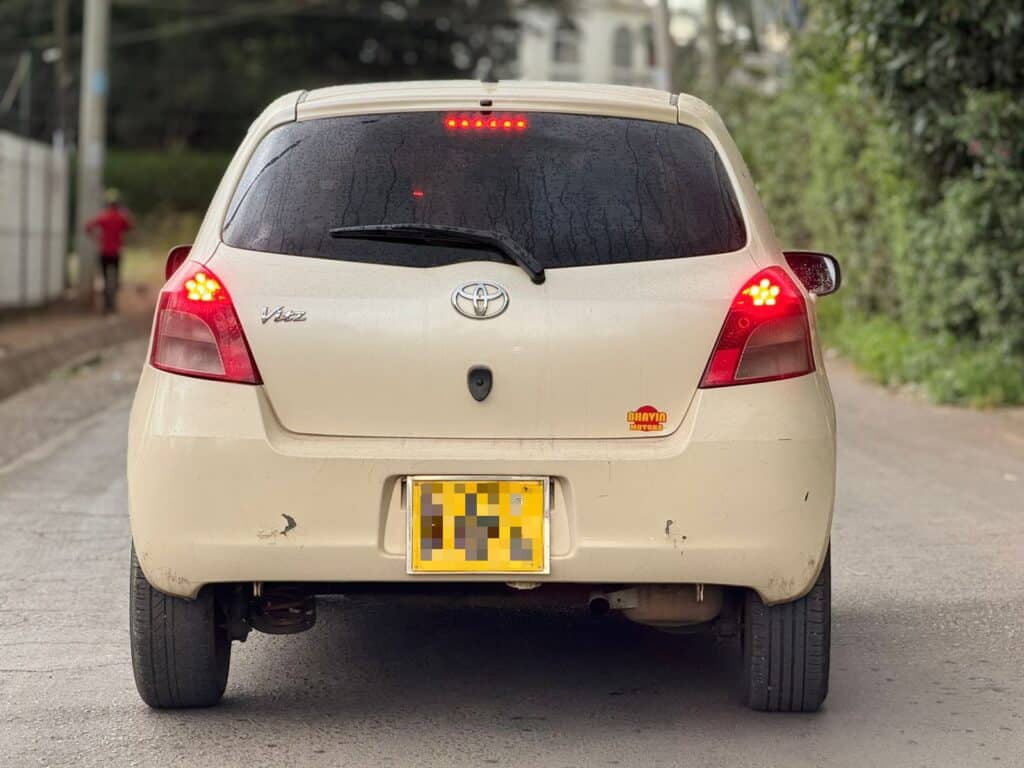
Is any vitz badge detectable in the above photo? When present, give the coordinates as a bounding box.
[260,306,307,324]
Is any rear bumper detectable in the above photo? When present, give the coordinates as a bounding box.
[127,367,835,604]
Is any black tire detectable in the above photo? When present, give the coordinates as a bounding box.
[129,546,230,708]
[742,549,830,712]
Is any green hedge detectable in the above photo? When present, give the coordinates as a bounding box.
[720,3,1024,405]
[105,149,232,215]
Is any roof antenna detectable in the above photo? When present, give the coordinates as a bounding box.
[479,58,499,84]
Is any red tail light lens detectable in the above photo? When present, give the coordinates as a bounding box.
[700,266,814,388]
[150,262,261,384]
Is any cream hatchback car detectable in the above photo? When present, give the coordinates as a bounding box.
[128,81,840,712]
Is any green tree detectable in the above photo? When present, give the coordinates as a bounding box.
[0,0,559,149]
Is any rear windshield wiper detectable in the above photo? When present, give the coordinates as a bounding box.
[329,223,545,285]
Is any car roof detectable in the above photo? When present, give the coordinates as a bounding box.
[295,79,705,125]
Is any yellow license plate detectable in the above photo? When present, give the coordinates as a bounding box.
[407,477,549,574]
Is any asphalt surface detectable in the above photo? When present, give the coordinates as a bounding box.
[1,341,1022,767]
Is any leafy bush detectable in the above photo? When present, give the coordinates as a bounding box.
[835,0,1024,185]
[722,2,1024,404]
[902,92,1024,357]
[105,150,231,215]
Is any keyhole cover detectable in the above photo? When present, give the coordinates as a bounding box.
[468,366,493,402]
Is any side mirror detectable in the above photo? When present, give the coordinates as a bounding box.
[165,244,192,280]
[784,251,841,296]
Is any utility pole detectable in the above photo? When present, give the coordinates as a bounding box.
[54,0,69,148]
[75,0,110,308]
[704,0,721,94]
[17,52,32,136]
[55,0,71,290]
[652,0,674,92]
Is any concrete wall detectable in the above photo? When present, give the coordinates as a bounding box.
[0,132,68,309]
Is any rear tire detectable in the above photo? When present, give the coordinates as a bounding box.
[129,546,231,708]
[741,549,830,712]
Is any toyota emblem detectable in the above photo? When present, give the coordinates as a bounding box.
[451,281,509,320]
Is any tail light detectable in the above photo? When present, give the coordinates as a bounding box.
[700,266,814,388]
[149,261,261,384]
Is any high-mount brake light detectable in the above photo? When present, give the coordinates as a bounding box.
[150,261,261,384]
[443,114,528,132]
[700,266,814,388]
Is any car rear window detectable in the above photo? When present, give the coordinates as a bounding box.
[222,111,746,268]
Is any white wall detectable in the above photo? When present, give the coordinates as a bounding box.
[0,132,68,308]
[515,1,658,87]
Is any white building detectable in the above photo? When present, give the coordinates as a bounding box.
[506,0,794,95]
[511,0,660,87]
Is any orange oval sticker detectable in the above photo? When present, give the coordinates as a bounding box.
[627,405,668,432]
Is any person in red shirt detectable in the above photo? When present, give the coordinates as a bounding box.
[84,190,134,312]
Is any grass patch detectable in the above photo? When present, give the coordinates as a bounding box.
[121,212,204,290]
[817,303,1024,407]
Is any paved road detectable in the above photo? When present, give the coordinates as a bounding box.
[1,341,1022,767]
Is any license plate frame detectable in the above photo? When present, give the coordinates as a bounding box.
[405,475,550,575]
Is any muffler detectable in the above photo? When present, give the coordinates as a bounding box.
[589,584,723,629]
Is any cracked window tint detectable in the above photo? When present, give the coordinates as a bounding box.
[222,112,746,268]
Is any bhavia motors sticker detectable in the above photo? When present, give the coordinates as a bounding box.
[627,405,668,432]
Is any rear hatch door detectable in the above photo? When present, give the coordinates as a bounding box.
[215,109,751,439]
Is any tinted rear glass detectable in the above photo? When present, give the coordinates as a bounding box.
[222,112,746,268]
